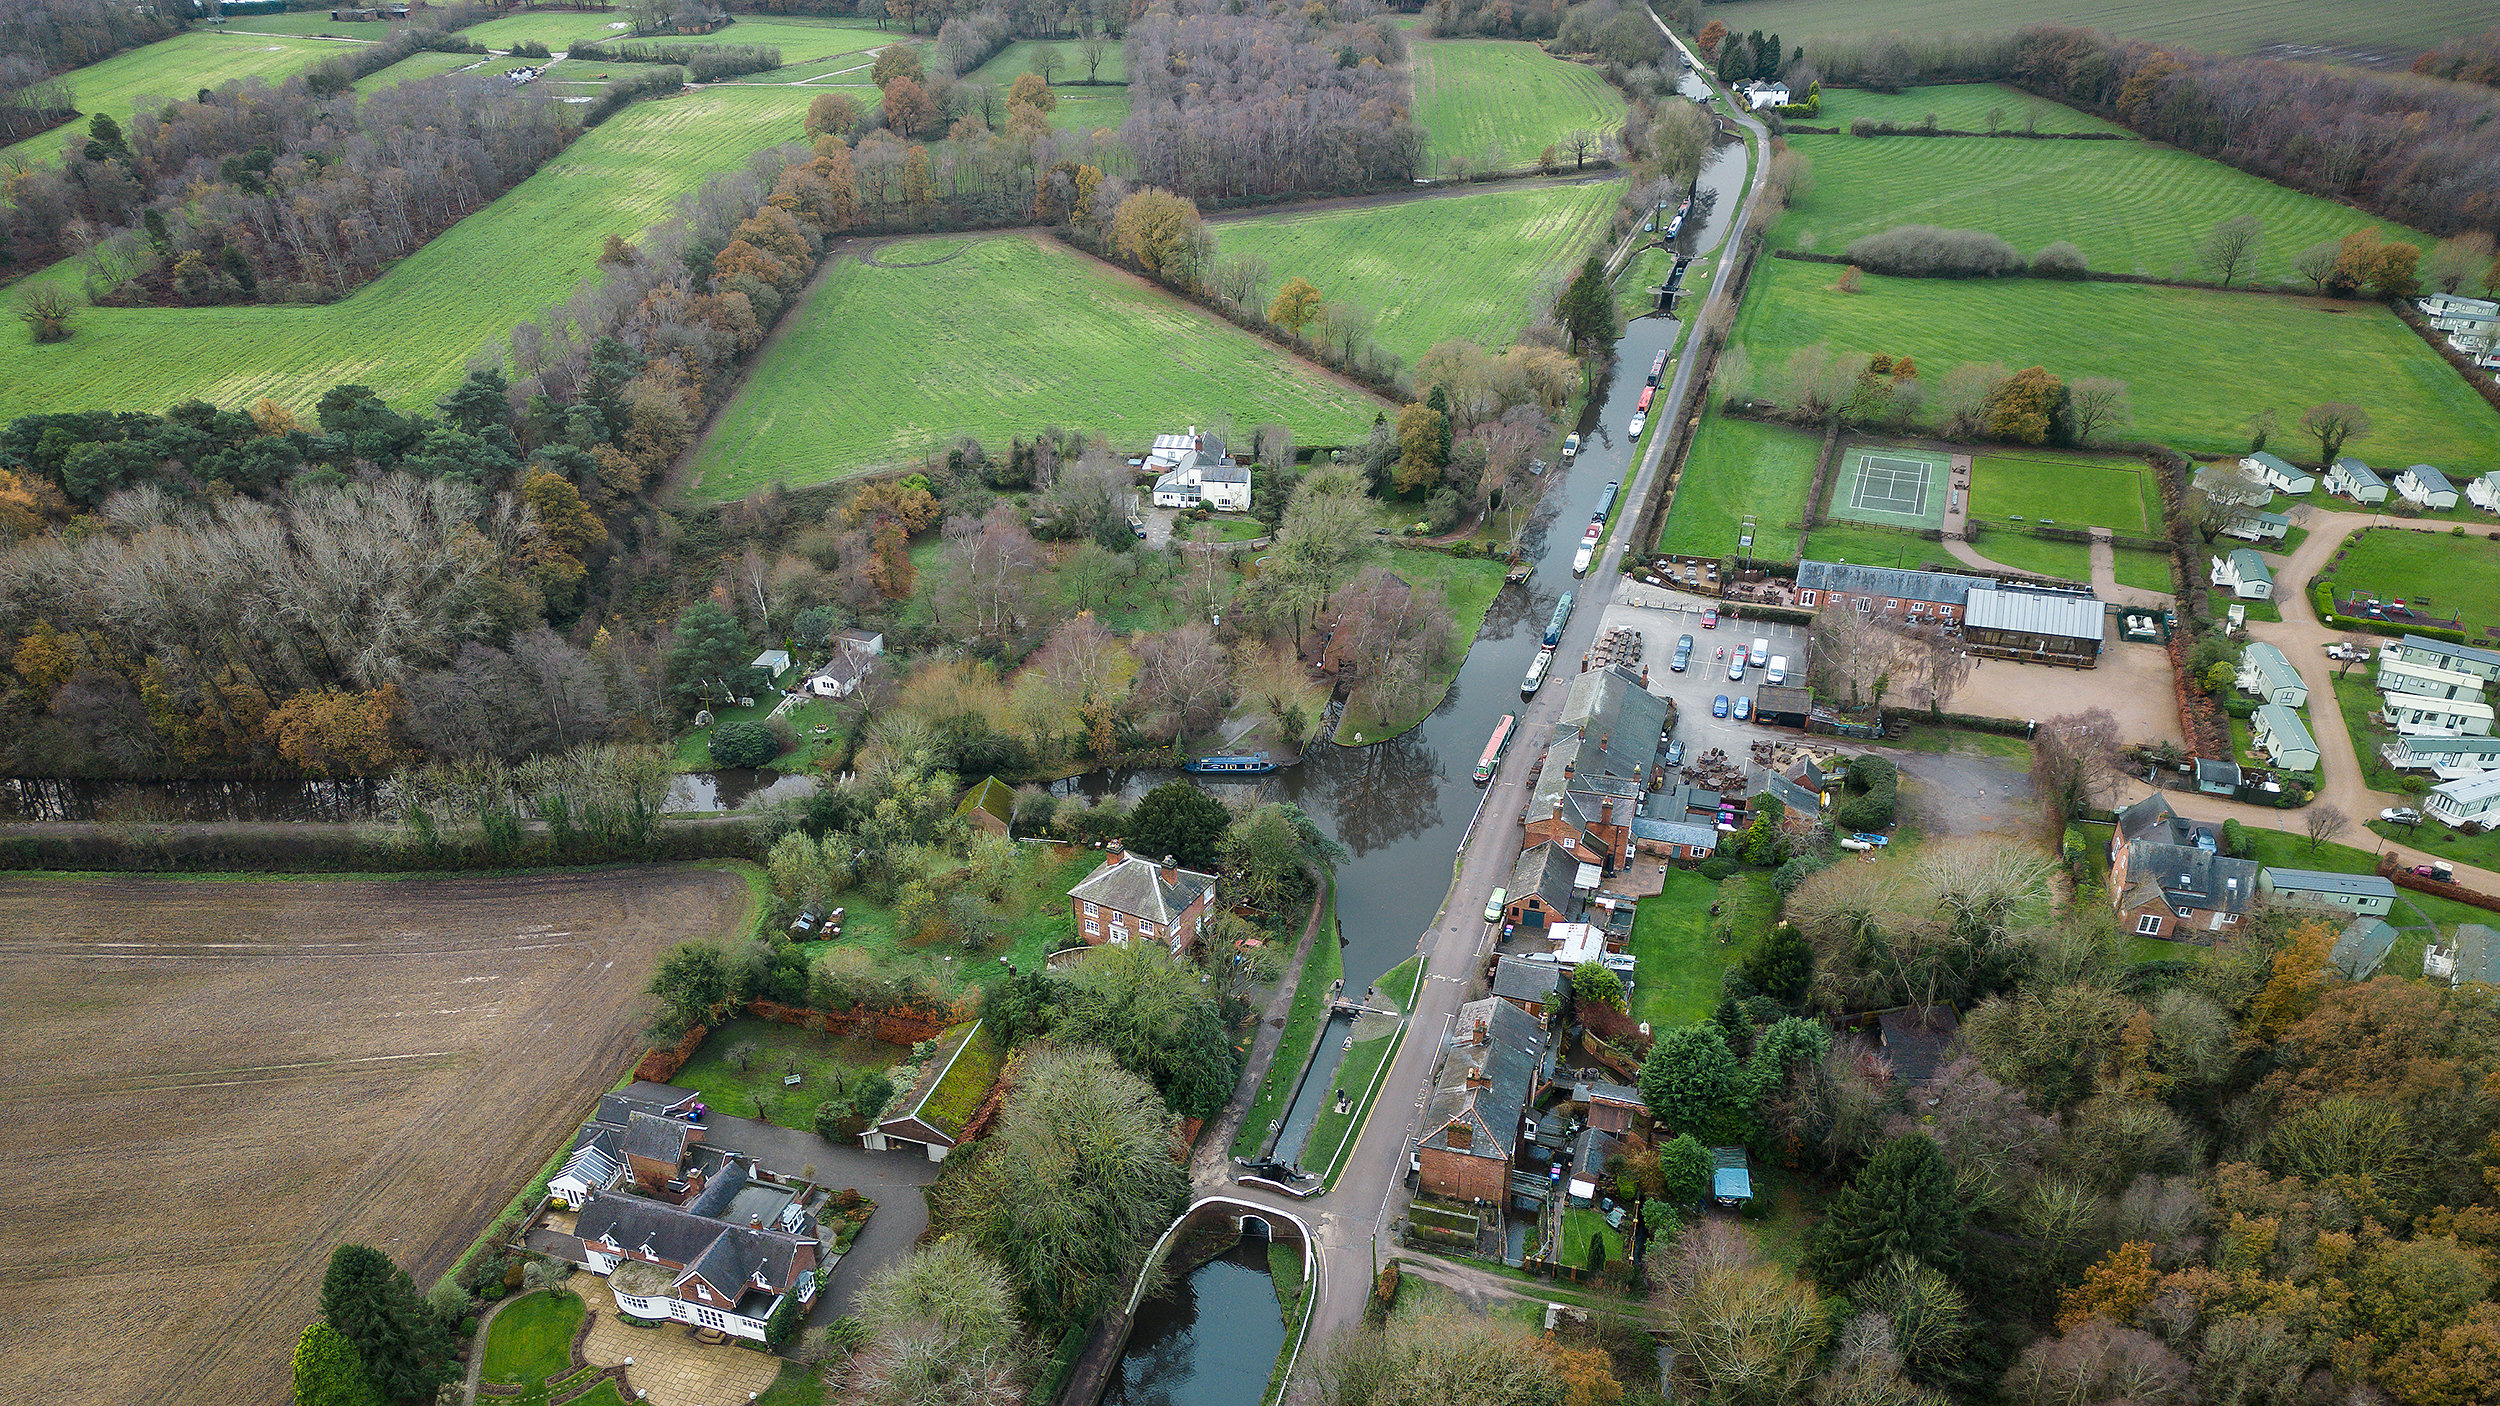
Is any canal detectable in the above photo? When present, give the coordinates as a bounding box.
[1104,1234,1290,1406]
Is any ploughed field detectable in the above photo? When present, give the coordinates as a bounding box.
[0,869,751,1406]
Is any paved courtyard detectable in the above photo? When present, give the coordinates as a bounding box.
[567,1270,784,1406]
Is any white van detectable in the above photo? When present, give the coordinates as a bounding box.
[1766,655,1788,686]
[1484,888,1507,923]
[1749,637,1769,667]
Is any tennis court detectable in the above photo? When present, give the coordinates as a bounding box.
[1826,447,1951,530]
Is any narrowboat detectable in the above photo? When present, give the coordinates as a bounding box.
[1521,648,1554,696]
[1474,713,1518,783]
[1544,591,1575,648]
[1184,752,1278,775]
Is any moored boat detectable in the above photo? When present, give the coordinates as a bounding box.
[1184,752,1278,775]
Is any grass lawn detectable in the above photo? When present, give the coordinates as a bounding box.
[943,41,1130,132]
[2374,819,2500,879]
[667,1017,907,1129]
[1558,1207,1628,1270]
[1234,879,1341,1160]
[0,84,818,421]
[2330,673,2423,795]
[2322,528,2500,643]
[1411,38,1625,170]
[755,1363,826,1406]
[1737,1166,1817,1277]
[480,1289,584,1385]
[1776,131,2432,285]
[803,845,1089,996]
[1671,0,2487,57]
[1731,258,2500,465]
[668,696,780,773]
[6,31,347,167]
[1963,525,2093,583]
[359,47,496,89]
[2115,547,2177,593]
[1659,413,1823,559]
[1333,548,1510,743]
[1886,726,2034,763]
[686,234,1385,499]
[2233,826,2496,935]
[1623,868,1733,1029]
[1968,450,2161,532]
[1212,180,1620,363]
[1802,522,1940,570]
[1305,954,1418,1184]
[1814,82,2127,135]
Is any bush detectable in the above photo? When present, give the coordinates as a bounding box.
[2032,240,2087,278]
[709,720,781,768]
[1699,857,1738,881]
[1771,853,1831,894]
[460,1316,479,1339]
[1842,224,2025,278]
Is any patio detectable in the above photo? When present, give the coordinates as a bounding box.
[565,1270,784,1406]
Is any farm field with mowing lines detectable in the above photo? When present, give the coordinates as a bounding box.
[1731,258,2500,464]
[685,234,1386,499]
[360,47,497,89]
[0,869,753,1406]
[3,30,344,166]
[212,9,404,35]
[1666,0,2495,56]
[456,10,638,50]
[1777,133,2433,284]
[1967,449,2161,532]
[1210,180,1619,362]
[0,85,818,421]
[1411,38,1624,169]
[1657,412,1822,560]
[1814,82,2125,134]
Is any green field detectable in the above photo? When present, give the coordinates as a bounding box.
[1967,450,2160,531]
[359,46,495,89]
[1730,258,2500,464]
[1777,133,2434,285]
[1211,181,1619,363]
[1962,525,2092,583]
[961,37,1127,87]
[212,11,405,35]
[2326,528,2500,642]
[1676,0,2497,56]
[0,85,816,421]
[1411,38,1625,169]
[1802,522,1939,570]
[1658,412,1823,559]
[685,234,1386,498]
[1814,82,2125,135]
[4,30,345,166]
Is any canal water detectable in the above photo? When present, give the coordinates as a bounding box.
[1105,1235,1290,1406]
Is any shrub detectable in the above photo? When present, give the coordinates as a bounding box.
[1699,857,1738,881]
[2032,240,2088,278]
[709,720,781,767]
[461,1316,479,1339]
[1843,224,2025,278]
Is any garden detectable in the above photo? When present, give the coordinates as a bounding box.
[665,1016,911,1131]
[2319,527,2500,646]
[1655,412,1823,560]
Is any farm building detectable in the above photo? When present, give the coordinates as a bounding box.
[1067,844,1217,951]
[2240,452,2314,496]
[2389,635,2500,686]
[2222,510,2292,543]
[2332,918,2401,981]
[2378,652,2484,703]
[2396,465,2460,509]
[1960,585,2105,664]
[2251,704,2320,772]
[2381,692,2496,738]
[1145,427,1251,511]
[2112,838,2259,940]
[2427,772,2500,829]
[2327,457,2389,504]
[2236,642,2306,707]
[2258,866,2396,917]
[2210,549,2273,600]
[2470,472,2500,515]
[2425,924,2500,986]
[1794,560,1979,623]
[1415,997,1550,1202]
[861,1021,1000,1161]
[2380,734,2500,779]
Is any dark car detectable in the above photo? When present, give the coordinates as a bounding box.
[1711,695,1730,719]
[1664,738,1685,766]
[1671,633,1695,672]
[1733,696,1753,721]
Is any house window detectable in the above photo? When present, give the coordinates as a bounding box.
[1800,590,1817,606]
[1084,920,1099,934]
[2135,913,2163,935]
[697,1307,727,1330]
[1082,902,1097,916]
[2174,907,2192,919]
[1856,598,1872,614]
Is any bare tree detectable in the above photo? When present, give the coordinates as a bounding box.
[1811,607,1907,709]
[14,284,72,342]
[1562,128,1600,170]
[2065,378,2133,446]
[2300,402,2371,465]
[2185,463,2266,543]
[2292,239,2340,292]
[1132,623,1232,743]
[2302,803,2348,854]
[2195,214,2264,287]
[1897,621,1973,710]
[2031,709,2122,817]
[1079,29,1114,82]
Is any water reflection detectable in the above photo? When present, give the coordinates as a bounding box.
[1106,1238,1286,1406]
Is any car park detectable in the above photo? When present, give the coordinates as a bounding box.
[1766,654,1788,686]
[1712,695,1730,718]
[1672,634,1694,671]
[1727,654,1745,681]
[1733,696,1752,721]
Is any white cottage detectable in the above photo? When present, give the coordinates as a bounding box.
[1146,427,1252,511]
[2427,772,2500,828]
[2240,452,2314,496]
[2327,456,2389,505]
[2210,549,2274,600]
[2396,464,2460,509]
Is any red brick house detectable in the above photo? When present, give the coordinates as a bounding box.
[2112,838,2259,942]
[1795,560,1979,624]
[1067,844,1218,952]
[1415,997,1550,1202]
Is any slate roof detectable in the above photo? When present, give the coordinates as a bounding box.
[579,1189,814,1315]
[1419,997,1550,1161]
[1573,1078,1644,1108]
[1964,586,2106,642]
[1761,772,1821,816]
[1877,1005,1961,1086]
[2454,925,2500,985]
[1492,956,1563,1006]
[1796,560,1980,607]
[2331,918,2400,980]
[2196,758,2242,789]
[1509,842,1580,915]
[2124,839,2261,914]
[2113,793,2183,846]
[1632,817,1718,851]
[625,1111,694,1167]
[1556,666,1674,783]
[1068,854,1216,924]
[2262,866,2395,898]
[1200,460,1251,485]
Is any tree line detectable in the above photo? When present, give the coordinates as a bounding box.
[0,0,180,77]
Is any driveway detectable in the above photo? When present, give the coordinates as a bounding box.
[698,1112,940,1319]
[1881,748,2037,839]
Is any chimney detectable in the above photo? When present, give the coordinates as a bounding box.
[1107,839,1124,862]
[1466,1065,1490,1089]
[1161,854,1179,885]
[1552,797,1565,821]
[749,1215,762,1230]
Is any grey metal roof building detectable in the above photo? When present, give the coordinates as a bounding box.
[2331,918,2400,980]
[1964,586,2105,642]
[1796,560,1982,608]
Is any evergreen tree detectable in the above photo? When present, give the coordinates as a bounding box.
[1557,256,1613,349]
[664,601,754,706]
[1425,382,1455,460]
[1638,1024,1748,1142]
[319,1244,453,1406]
[1743,1015,1831,1107]
[292,1322,381,1406]
[1759,32,1782,80]
[1804,1135,1964,1291]
[1125,781,1233,872]
[1740,921,1813,1003]
[1656,1132,1716,1203]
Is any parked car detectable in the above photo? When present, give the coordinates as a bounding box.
[1484,888,1507,923]
[2381,807,2423,825]
[1766,654,1788,686]
[2412,863,2456,882]
[1664,739,1685,766]
[1748,637,1770,667]
[1672,634,1695,671]
[1701,607,1718,629]
[1711,695,1730,718]
[1727,655,1746,681]
[1733,696,1753,721]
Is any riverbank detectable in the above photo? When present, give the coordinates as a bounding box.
[1331,548,1512,746]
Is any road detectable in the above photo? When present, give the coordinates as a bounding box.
[1199,25,1774,1378]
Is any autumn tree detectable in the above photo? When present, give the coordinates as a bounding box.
[1982,366,2064,445]
[1111,187,1210,287]
[1007,70,1055,111]
[1268,276,1324,333]
[804,90,862,138]
[2055,1241,2158,1332]
[1393,403,1449,494]
[869,43,923,86]
[264,686,411,776]
[2243,919,2338,1046]
[1696,19,1727,57]
[880,75,942,139]
[2301,402,2371,465]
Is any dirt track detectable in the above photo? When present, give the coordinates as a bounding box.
[0,868,752,1406]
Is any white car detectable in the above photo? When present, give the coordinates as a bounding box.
[2380,807,2423,825]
